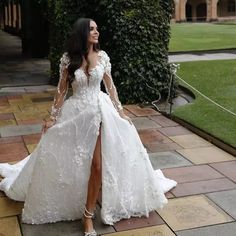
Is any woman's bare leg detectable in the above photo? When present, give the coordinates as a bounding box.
[84,128,102,233]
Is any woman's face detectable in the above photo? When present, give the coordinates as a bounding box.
[88,20,99,44]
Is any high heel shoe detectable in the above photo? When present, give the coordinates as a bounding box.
[83,207,97,236]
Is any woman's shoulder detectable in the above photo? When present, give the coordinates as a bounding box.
[98,50,110,61]
[60,52,70,66]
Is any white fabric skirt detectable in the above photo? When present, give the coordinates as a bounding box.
[0,92,177,225]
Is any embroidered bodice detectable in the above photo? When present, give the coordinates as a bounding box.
[50,50,123,119]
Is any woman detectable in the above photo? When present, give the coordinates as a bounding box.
[0,18,176,236]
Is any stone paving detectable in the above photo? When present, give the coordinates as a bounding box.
[169,50,236,63]
[0,90,235,236]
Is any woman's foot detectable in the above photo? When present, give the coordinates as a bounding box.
[83,208,97,236]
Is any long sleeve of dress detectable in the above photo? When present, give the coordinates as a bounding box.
[50,53,70,120]
[102,52,123,112]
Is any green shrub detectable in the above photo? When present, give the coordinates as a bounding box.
[47,0,80,84]
[47,0,174,103]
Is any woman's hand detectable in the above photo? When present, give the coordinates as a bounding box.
[119,110,133,125]
[42,117,56,133]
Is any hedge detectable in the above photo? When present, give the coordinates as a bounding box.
[46,0,174,104]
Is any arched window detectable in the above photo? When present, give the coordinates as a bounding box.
[196,3,207,21]
[186,3,192,21]
[228,0,236,12]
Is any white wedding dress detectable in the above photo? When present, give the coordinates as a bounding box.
[0,50,177,225]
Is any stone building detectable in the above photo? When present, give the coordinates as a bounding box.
[0,0,21,33]
[0,0,48,57]
[173,0,236,22]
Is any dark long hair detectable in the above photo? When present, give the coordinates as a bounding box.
[66,18,100,79]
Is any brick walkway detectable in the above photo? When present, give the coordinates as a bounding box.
[0,90,236,236]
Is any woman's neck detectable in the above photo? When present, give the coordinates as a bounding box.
[88,44,94,54]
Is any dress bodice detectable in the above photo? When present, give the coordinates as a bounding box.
[50,50,122,120]
[71,51,106,98]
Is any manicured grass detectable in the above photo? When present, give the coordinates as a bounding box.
[173,59,236,148]
[169,23,236,52]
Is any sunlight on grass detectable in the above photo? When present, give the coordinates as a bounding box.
[173,59,236,148]
[169,23,236,52]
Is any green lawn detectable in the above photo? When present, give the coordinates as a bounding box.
[169,23,236,52]
[173,59,236,148]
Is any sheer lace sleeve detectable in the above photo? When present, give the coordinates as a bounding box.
[101,51,123,112]
[50,53,70,120]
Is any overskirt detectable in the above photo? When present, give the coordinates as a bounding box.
[0,92,177,225]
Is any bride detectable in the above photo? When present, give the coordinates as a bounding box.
[0,18,177,236]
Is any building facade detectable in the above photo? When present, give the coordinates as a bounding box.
[0,0,21,33]
[0,0,49,57]
[173,0,236,22]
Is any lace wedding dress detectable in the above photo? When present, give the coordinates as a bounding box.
[0,50,177,225]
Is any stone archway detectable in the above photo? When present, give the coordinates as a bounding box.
[172,0,188,22]
[186,3,193,21]
[1,0,49,57]
[185,0,207,21]
[196,2,207,20]
[217,0,236,17]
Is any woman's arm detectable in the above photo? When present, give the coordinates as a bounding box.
[42,53,70,133]
[102,52,132,124]
[50,55,69,120]
[102,73,123,113]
